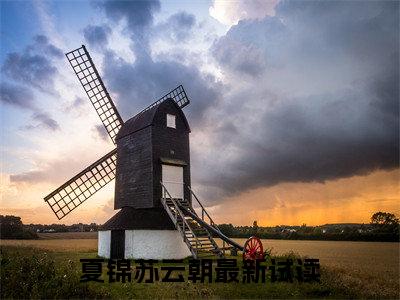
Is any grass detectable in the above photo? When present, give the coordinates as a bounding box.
[2,245,398,299]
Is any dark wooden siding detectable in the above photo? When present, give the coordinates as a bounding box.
[152,100,191,207]
[114,98,190,211]
[110,230,125,259]
[114,126,153,209]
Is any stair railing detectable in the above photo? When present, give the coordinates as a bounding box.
[187,185,227,255]
[160,181,201,256]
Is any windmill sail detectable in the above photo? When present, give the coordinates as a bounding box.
[66,45,123,144]
[137,85,190,116]
[44,149,117,220]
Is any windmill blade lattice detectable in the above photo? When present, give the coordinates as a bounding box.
[44,149,117,220]
[137,85,190,116]
[66,45,123,144]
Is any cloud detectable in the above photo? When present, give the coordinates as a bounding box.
[209,0,279,26]
[194,0,399,200]
[1,35,61,132]
[64,96,85,112]
[93,124,109,141]
[33,35,63,58]
[97,0,160,29]
[83,24,112,48]
[10,153,91,184]
[212,35,266,77]
[103,50,221,124]
[92,0,398,204]
[95,0,160,51]
[2,53,58,92]
[10,170,48,184]
[25,112,60,131]
[1,34,62,93]
[156,11,196,42]
[94,1,221,124]
[0,81,36,110]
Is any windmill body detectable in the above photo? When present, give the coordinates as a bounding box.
[99,99,192,259]
[44,45,243,260]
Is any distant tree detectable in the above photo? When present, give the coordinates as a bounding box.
[371,212,399,225]
[0,215,38,239]
[252,220,259,235]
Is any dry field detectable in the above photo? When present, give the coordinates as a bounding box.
[1,232,97,252]
[38,231,97,239]
[2,233,398,281]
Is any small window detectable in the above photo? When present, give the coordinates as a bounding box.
[167,114,176,128]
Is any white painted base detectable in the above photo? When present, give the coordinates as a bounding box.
[98,230,111,258]
[97,230,191,259]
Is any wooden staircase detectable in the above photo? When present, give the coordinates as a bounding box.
[161,183,224,258]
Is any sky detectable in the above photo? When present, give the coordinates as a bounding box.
[0,0,399,226]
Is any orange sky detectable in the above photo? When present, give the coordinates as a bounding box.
[1,168,398,226]
[209,169,400,226]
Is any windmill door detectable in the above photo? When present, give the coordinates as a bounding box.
[110,230,125,259]
[162,165,184,199]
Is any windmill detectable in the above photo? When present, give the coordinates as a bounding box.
[44,45,262,260]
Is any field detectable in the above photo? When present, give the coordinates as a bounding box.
[1,233,399,299]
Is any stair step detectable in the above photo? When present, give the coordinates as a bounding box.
[192,234,209,237]
[195,246,216,250]
[197,248,219,252]
[190,241,213,244]
[191,243,214,247]
[188,240,211,244]
[187,238,211,242]
[187,239,211,242]
[196,251,218,256]
[193,230,208,237]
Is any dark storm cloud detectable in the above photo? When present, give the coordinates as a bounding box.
[156,11,196,42]
[25,112,60,131]
[196,0,399,199]
[1,35,62,93]
[0,81,35,110]
[83,25,112,48]
[368,58,399,118]
[201,89,399,195]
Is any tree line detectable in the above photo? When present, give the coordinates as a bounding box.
[0,211,398,242]
[216,212,399,242]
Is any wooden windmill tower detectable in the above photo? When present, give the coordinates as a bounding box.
[43,45,268,260]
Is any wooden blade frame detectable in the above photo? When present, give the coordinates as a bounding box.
[66,45,123,144]
[137,85,190,116]
[44,149,117,220]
